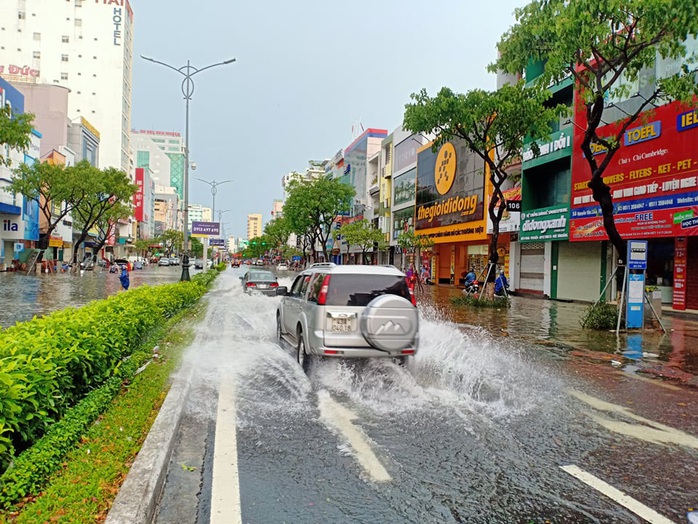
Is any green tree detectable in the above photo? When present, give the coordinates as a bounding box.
[283,175,354,262]
[0,105,34,167]
[396,229,434,270]
[404,83,562,281]
[333,219,384,264]
[263,217,291,251]
[132,238,151,261]
[70,161,137,265]
[243,236,269,259]
[90,220,117,263]
[492,0,698,263]
[190,237,203,258]
[159,229,183,256]
[10,161,88,248]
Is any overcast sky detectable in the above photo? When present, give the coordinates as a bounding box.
[131,0,528,241]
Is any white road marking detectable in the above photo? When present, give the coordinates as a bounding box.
[568,389,698,450]
[317,391,392,482]
[210,379,242,524]
[560,465,677,524]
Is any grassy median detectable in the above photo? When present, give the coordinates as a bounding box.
[0,301,205,524]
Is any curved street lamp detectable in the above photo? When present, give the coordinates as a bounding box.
[141,55,236,281]
[195,178,232,219]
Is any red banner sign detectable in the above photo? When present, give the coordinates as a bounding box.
[570,100,698,241]
[133,168,144,222]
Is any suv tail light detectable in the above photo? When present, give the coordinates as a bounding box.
[317,275,332,305]
[405,278,417,306]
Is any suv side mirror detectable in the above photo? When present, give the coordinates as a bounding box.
[276,286,288,296]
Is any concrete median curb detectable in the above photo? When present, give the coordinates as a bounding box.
[105,365,194,524]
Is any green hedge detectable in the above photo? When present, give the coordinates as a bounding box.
[0,269,219,474]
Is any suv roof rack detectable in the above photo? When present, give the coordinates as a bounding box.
[308,262,337,268]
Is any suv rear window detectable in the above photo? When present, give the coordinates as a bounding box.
[325,274,411,307]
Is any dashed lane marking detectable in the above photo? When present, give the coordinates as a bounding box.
[568,389,698,450]
[317,391,391,482]
[210,379,242,524]
[561,465,677,524]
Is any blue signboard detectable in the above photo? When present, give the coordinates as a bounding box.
[627,240,648,270]
[626,273,646,329]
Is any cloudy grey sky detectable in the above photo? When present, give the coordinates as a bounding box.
[131,0,528,241]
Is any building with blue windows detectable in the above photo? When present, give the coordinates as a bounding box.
[0,77,40,271]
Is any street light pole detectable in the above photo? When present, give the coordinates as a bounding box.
[141,55,236,281]
[195,178,232,220]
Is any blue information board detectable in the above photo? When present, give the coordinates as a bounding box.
[627,240,648,270]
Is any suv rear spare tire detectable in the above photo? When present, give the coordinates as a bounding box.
[360,294,418,352]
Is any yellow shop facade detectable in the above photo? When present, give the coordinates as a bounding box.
[415,139,495,285]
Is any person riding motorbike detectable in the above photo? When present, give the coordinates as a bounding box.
[463,268,479,295]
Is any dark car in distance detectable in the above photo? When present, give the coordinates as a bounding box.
[240,270,279,296]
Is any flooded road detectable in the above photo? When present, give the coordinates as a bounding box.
[154,269,698,523]
[0,266,193,328]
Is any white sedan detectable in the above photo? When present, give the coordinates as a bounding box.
[277,263,289,271]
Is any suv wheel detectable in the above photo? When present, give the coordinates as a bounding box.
[276,314,283,343]
[297,331,311,375]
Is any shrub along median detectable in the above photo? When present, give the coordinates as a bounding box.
[0,267,221,512]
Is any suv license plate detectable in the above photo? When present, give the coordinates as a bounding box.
[332,318,352,332]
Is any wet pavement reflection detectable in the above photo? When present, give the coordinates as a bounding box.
[0,266,193,329]
[419,284,698,379]
[2,268,697,380]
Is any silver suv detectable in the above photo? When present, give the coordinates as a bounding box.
[275,263,419,372]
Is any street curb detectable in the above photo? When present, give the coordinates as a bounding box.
[105,365,194,524]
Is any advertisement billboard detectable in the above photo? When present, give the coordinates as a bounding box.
[393,168,416,206]
[520,205,570,242]
[191,221,220,237]
[415,140,488,242]
[570,101,698,241]
[394,136,420,173]
[487,186,521,234]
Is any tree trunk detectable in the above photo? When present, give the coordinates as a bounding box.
[588,172,626,264]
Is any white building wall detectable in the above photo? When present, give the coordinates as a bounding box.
[0,0,134,171]
[132,132,174,187]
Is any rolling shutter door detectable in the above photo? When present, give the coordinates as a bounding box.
[520,242,544,293]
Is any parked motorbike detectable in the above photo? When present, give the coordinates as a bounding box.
[463,280,480,295]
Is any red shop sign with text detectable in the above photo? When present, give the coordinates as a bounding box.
[133,167,144,222]
[570,100,698,241]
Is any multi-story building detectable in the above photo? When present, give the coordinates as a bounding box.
[414,137,491,284]
[0,0,135,172]
[388,129,426,266]
[518,72,575,298]
[0,78,41,270]
[568,90,698,310]
[132,129,185,199]
[247,213,262,240]
[153,186,179,237]
[281,161,326,199]
[68,117,100,166]
[188,204,212,232]
[340,129,387,219]
[271,199,283,219]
